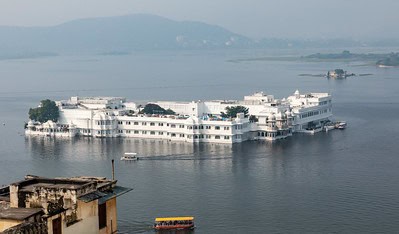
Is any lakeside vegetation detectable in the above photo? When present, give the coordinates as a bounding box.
[229,50,399,66]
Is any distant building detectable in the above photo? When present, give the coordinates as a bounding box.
[26,90,333,142]
[0,175,131,234]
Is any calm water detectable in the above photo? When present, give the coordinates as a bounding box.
[1,49,399,233]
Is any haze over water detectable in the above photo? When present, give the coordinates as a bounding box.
[1,49,399,233]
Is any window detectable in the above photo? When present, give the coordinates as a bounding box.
[206,126,211,129]
[150,122,155,126]
[126,130,131,134]
[171,124,176,128]
[98,203,107,229]
[142,131,147,134]
[171,133,176,137]
[224,136,230,140]
[159,132,163,135]
[134,130,139,134]
[215,126,220,130]
[150,131,155,135]
[158,123,163,126]
[134,122,139,125]
[224,127,230,130]
[215,135,220,139]
[142,122,147,126]
[179,125,184,128]
[180,134,185,137]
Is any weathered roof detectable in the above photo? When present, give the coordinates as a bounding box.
[78,191,107,203]
[78,186,132,204]
[0,208,43,221]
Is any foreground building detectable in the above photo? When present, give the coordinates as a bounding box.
[0,175,131,234]
[25,90,333,143]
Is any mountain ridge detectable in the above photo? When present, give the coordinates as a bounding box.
[0,14,252,54]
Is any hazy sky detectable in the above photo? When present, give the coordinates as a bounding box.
[1,0,398,39]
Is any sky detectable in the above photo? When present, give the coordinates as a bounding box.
[0,0,398,39]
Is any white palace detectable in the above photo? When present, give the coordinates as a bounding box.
[25,90,333,144]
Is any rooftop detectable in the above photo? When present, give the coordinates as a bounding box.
[0,208,43,221]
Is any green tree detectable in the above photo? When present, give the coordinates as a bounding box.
[221,106,249,118]
[249,115,258,122]
[140,103,175,115]
[29,99,59,123]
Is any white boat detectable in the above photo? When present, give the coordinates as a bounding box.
[303,127,323,134]
[335,121,347,130]
[324,124,335,132]
[121,152,139,161]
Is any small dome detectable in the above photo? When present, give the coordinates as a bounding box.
[294,90,300,95]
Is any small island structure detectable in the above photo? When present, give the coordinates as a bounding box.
[25,91,339,142]
[327,69,355,79]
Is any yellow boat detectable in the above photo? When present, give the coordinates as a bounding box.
[154,217,194,230]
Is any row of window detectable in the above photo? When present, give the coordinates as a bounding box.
[116,129,236,140]
[188,135,231,140]
[97,120,112,125]
[300,109,330,119]
[118,121,237,131]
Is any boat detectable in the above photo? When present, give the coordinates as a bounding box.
[154,217,195,230]
[303,127,323,134]
[324,123,335,132]
[120,152,139,161]
[335,121,347,130]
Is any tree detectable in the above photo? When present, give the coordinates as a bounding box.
[221,106,249,118]
[140,103,175,115]
[29,99,59,123]
[249,115,258,122]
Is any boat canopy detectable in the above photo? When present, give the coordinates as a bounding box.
[155,217,194,222]
[124,152,137,155]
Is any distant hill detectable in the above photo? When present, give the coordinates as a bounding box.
[0,14,253,55]
[1,14,398,58]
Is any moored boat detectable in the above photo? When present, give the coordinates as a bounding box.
[154,217,194,230]
[335,121,347,129]
[324,123,335,132]
[121,152,138,161]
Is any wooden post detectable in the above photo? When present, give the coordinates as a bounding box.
[111,159,115,180]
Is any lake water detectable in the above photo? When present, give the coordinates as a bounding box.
[1,49,399,233]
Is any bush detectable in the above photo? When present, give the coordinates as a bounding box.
[140,103,175,115]
[221,106,249,118]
